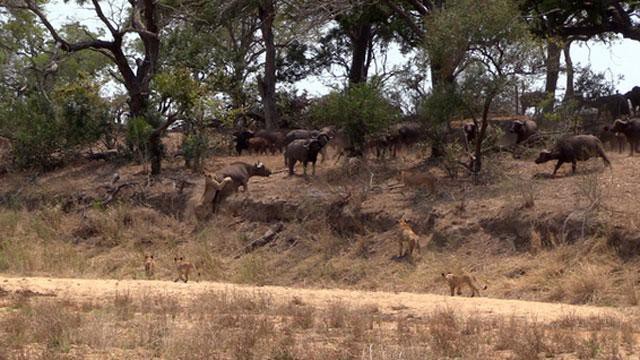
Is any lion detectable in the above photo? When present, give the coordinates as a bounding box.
[195,175,234,221]
[398,216,421,258]
[144,254,155,278]
[399,169,436,193]
[441,272,487,297]
[174,257,198,283]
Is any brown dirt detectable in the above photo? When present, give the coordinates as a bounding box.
[0,275,633,323]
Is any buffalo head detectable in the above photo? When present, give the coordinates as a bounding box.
[612,119,629,133]
[535,150,553,164]
[463,123,477,142]
[510,120,524,134]
[252,162,271,177]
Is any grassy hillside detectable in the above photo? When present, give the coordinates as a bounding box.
[0,134,639,307]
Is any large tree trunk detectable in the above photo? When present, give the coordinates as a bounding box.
[429,69,457,159]
[544,38,562,113]
[563,39,575,102]
[472,99,492,183]
[348,22,372,84]
[258,0,278,130]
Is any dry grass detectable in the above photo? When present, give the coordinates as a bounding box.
[1,146,640,311]
[1,291,636,359]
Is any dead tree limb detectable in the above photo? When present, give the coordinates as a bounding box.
[102,182,136,207]
[235,223,284,258]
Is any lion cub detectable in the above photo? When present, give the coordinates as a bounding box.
[144,254,155,278]
[442,272,487,297]
[398,216,420,258]
[174,257,198,283]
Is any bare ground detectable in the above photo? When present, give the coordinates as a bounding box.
[0,275,634,323]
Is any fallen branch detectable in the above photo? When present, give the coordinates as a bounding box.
[78,181,137,212]
[102,182,136,207]
[85,149,119,161]
[234,223,284,258]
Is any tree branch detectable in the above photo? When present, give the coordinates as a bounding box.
[91,0,118,36]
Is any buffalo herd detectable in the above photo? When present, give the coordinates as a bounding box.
[226,86,640,180]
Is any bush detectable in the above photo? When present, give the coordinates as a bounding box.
[182,132,209,171]
[127,116,154,164]
[8,95,62,170]
[0,80,111,170]
[310,83,399,153]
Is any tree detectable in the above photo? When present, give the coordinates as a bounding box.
[310,83,399,153]
[0,8,113,169]
[523,1,640,41]
[257,0,278,129]
[423,0,537,180]
[3,0,175,174]
[522,1,631,110]
[563,39,575,102]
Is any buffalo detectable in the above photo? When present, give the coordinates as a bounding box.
[232,130,254,155]
[625,86,640,115]
[584,94,631,121]
[247,137,271,154]
[203,162,272,214]
[284,135,328,176]
[510,119,538,144]
[612,118,640,155]
[535,135,611,176]
[255,129,286,153]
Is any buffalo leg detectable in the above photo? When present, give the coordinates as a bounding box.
[312,161,316,175]
[288,160,295,176]
[552,160,564,176]
[571,160,577,174]
[302,161,307,176]
[618,137,624,153]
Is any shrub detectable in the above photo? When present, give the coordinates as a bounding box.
[0,79,110,170]
[310,83,399,153]
[127,116,154,164]
[181,132,209,171]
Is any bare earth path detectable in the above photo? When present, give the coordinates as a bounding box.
[0,275,635,322]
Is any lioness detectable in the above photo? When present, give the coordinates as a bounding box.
[398,216,420,258]
[174,257,198,283]
[441,272,487,297]
[144,254,155,278]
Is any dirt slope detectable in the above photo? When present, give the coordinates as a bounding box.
[0,275,633,322]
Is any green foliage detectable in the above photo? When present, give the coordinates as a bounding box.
[182,133,209,171]
[52,78,110,149]
[574,65,617,100]
[0,77,110,170]
[6,94,61,170]
[420,84,464,127]
[154,69,200,111]
[127,117,153,164]
[310,83,399,152]
[423,0,537,120]
[421,0,537,177]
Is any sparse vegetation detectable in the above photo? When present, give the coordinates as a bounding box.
[0,291,636,359]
